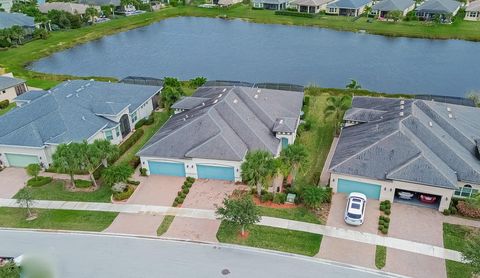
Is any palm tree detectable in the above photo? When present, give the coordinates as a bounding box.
[79,141,102,188]
[241,150,277,197]
[280,144,307,186]
[324,95,352,135]
[52,143,82,187]
[93,139,119,167]
[364,5,372,17]
[346,79,361,90]
[85,6,99,24]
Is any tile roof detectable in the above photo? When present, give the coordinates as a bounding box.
[372,0,415,11]
[330,96,480,190]
[0,76,25,91]
[327,0,372,9]
[0,80,161,147]
[138,86,304,161]
[0,12,35,29]
[416,0,461,13]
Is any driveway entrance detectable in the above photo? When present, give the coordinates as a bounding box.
[0,168,28,198]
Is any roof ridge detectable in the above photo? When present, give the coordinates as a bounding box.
[235,87,274,128]
[386,152,423,178]
[207,109,246,160]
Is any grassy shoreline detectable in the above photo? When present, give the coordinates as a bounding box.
[0,5,479,89]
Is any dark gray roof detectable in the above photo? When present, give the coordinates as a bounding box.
[327,0,372,9]
[78,0,120,6]
[273,117,297,133]
[0,12,35,29]
[330,96,480,190]
[416,0,460,13]
[0,76,25,91]
[171,97,210,110]
[138,86,304,161]
[254,0,290,4]
[14,90,48,103]
[372,0,415,11]
[0,80,161,147]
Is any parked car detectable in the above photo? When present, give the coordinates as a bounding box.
[344,192,367,226]
[420,194,437,204]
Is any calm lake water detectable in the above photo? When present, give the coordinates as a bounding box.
[30,17,480,96]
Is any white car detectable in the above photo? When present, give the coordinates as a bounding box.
[344,192,367,226]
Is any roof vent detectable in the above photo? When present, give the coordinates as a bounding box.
[279,119,284,124]
[66,94,73,98]
[447,107,451,112]
[222,88,227,93]
[202,102,205,106]
[400,105,404,110]
[448,113,453,119]
[399,111,404,116]
[85,83,91,87]
[254,94,259,99]
[213,99,218,104]
[185,115,189,118]
[183,118,186,121]
[257,89,261,93]
[233,99,238,104]
[429,121,433,127]
[81,116,86,121]
[400,100,405,105]
[218,94,223,98]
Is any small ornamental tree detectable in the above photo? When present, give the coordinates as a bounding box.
[280,144,307,185]
[0,262,21,278]
[26,163,41,181]
[241,150,277,197]
[462,234,480,274]
[216,195,260,237]
[101,164,134,187]
[52,143,82,187]
[16,187,35,219]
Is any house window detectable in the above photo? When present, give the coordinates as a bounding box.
[329,8,337,13]
[115,126,120,137]
[105,130,113,141]
[131,111,138,123]
[454,185,479,198]
[14,84,26,96]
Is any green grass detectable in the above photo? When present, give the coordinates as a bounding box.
[258,206,323,224]
[115,111,170,166]
[375,245,387,269]
[217,221,322,256]
[0,103,16,116]
[443,223,478,278]
[0,207,117,231]
[157,215,175,236]
[74,179,93,188]
[14,180,112,203]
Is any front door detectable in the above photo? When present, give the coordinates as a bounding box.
[119,114,131,137]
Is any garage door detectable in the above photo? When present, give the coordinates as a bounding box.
[5,153,39,168]
[337,178,381,200]
[197,164,235,181]
[148,161,185,177]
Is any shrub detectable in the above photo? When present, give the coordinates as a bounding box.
[275,10,315,18]
[101,164,134,187]
[144,115,154,125]
[140,168,147,176]
[443,209,451,215]
[178,196,185,203]
[119,129,144,155]
[383,222,389,229]
[381,227,388,234]
[93,164,105,180]
[380,204,386,211]
[172,201,178,207]
[456,201,480,219]
[186,177,195,183]
[175,196,182,203]
[179,192,186,199]
[261,192,274,203]
[303,96,310,106]
[301,185,330,209]
[273,193,286,204]
[182,187,190,194]
[0,100,9,109]
[449,207,457,215]
[378,225,384,231]
[134,118,146,129]
[26,176,52,187]
[382,216,390,223]
[112,182,128,193]
[303,119,312,131]
[378,219,385,226]
[384,209,391,215]
[129,156,141,169]
[113,185,135,201]
[127,180,140,186]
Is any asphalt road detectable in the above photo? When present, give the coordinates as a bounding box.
[0,229,403,278]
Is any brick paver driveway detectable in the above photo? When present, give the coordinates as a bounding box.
[384,203,446,278]
[317,193,380,269]
[0,168,28,198]
[104,175,184,236]
[163,179,240,242]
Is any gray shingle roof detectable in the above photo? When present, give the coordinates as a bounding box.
[171,97,210,110]
[372,0,415,11]
[330,96,480,190]
[138,86,304,161]
[327,0,372,9]
[291,0,331,5]
[0,80,161,147]
[416,0,460,13]
[14,90,48,104]
[466,0,480,11]
[0,12,35,29]
[273,117,297,133]
[38,2,100,14]
[0,76,25,91]
[78,0,120,6]
[254,0,290,4]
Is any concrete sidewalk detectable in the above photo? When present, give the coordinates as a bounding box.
[0,198,465,263]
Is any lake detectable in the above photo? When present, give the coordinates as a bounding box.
[30,17,480,96]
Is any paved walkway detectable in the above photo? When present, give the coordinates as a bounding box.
[0,198,464,263]
[444,215,480,228]
[0,168,27,198]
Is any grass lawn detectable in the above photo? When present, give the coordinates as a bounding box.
[375,245,387,269]
[217,221,322,256]
[157,215,175,236]
[0,103,16,116]
[443,223,478,278]
[115,111,170,166]
[14,180,112,203]
[0,207,117,231]
[258,206,323,224]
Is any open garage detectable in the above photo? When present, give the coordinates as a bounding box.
[393,189,441,210]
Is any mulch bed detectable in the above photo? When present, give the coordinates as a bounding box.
[253,196,297,209]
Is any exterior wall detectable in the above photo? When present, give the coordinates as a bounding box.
[465,10,480,21]
[298,4,322,13]
[326,6,340,14]
[101,125,123,145]
[329,172,454,211]
[253,2,264,8]
[130,98,154,125]
[454,181,480,198]
[102,106,130,123]
[0,145,48,168]
[140,156,243,182]
[0,86,19,103]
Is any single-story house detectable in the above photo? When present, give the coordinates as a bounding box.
[138,86,304,182]
[38,2,101,15]
[0,80,162,168]
[292,0,332,13]
[0,12,36,30]
[252,0,290,10]
[326,0,373,16]
[0,75,28,103]
[415,0,461,21]
[215,0,243,6]
[371,0,416,17]
[465,1,480,21]
[329,96,480,211]
[77,0,121,6]
[0,0,13,13]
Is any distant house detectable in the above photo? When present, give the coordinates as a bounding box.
[214,0,242,6]
[371,0,416,17]
[0,12,36,30]
[0,0,13,13]
[292,0,332,13]
[38,2,101,15]
[0,75,28,103]
[465,1,480,21]
[78,0,121,6]
[415,0,461,22]
[252,0,290,10]
[326,0,372,16]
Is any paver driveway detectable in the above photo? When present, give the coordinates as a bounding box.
[0,168,28,198]
[104,175,184,236]
[317,193,380,269]
[384,203,446,278]
[163,179,240,242]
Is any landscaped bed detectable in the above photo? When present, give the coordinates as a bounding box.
[0,207,118,232]
[157,215,175,236]
[443,223,477,278]
[217,221,322,256]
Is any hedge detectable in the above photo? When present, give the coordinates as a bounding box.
[274,11,315,18]
[119,129,144,155]
[27,176,52,187]
[113,185,135,201]
[0,100,9,109]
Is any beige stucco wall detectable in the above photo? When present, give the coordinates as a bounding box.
[329,172,454,211]
[0,87,18,103]
[0,145,49,167]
